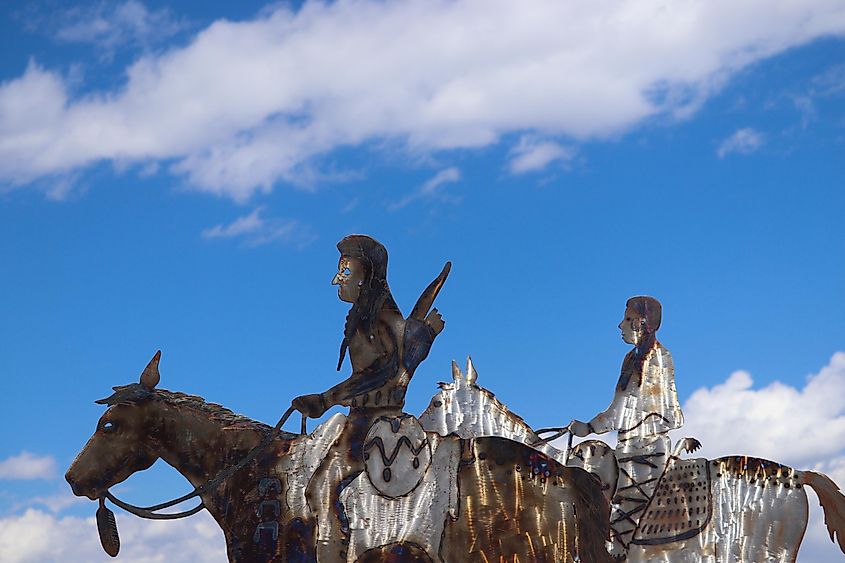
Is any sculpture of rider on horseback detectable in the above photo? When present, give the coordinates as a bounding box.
[64,236,845,563]
[568,296,700,559]
[290,234,450,563]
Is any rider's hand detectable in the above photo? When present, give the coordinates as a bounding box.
[569,419,592,438]
[292,393,327,419]
[682,437,702,453]
[425,308,445,336]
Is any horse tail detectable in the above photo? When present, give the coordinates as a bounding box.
[801,470,845,555]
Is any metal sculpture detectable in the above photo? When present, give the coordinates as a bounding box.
[64,238,845,562]
[566,440,845,562]
[292,234,450,562]
[66,352,611,562]
[568,296,686,557]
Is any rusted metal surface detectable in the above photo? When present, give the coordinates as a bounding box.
[65,355,611,562]
[441,437,612,563]
[64,241,845,562]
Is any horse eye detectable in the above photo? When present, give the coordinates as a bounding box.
[102,422,115,432]
[433,400,443,408]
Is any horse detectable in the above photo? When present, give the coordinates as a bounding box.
[419,358,845,562]
[419,357,568,465]
[66,352,613,562]
[566,439,845,562]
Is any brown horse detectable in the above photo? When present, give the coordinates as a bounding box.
[66,353,613,562]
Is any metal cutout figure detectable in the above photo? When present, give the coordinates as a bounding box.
[569,296,688,558]
[292,235,450,562]
[63,239,845,562]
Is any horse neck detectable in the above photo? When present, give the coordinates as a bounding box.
[449,383,535,439]
[152,401,266,489]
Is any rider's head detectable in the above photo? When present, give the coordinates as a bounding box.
[334,235,398,369]
[334,235,388,304]
[619,296,661,347]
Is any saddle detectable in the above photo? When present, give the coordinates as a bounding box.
[631,457,712,545]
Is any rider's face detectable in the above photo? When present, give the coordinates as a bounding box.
[332,256,366,303]
[618,305,645,346]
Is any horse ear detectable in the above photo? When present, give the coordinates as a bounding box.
[140,350,161,390]
[466,356,478,385]
[451,360,463,382]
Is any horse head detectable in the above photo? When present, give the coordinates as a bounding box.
[65,351,163,500]
[419,357,560,460]
[419,356,478,436]
[567,439,617,503]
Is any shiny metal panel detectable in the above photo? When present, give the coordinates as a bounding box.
[419,357,567,464]
[276,413,347,519]
[341,433,461,562]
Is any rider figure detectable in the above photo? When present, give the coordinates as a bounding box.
[291,234,449,563]
[569,296,683,558]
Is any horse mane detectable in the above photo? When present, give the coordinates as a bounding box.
[152,389,272,432]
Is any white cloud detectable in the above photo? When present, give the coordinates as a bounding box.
[22,492,87,514]
[2,0,845,199]
[678,352,845,466]
[421,167,461,195]
[0,507,225,563]
[0,452,56,480]
[508,135,574,174]
[717,127,764,157]
[202,207,316,248]
[56,1,185,53]
[389,167,461,210]
[202,207,265,239]
[675,352,845,562]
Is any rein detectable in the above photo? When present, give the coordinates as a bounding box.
[100,406,304,520]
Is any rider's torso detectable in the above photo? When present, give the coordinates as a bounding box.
[617,345,683,440]
[343,312,408,409]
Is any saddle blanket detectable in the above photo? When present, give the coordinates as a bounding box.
[631,457,712,545]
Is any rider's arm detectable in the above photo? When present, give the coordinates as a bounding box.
[586,351,639,434]
[321,353,398,408]
[587,386,627,434]
[292,320,398,418]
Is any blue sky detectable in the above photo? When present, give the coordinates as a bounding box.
[1,1,844,561]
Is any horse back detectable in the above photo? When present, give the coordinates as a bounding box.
[442,436,613,563]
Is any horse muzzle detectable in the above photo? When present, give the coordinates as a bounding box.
[65,469,101,500]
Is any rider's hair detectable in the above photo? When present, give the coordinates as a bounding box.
[626,296,662,333]
[335,235,400,371]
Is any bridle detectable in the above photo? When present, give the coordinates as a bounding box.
[100,406,306,520]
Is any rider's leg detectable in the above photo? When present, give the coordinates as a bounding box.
[609,434,670,557]
[305,416,372,563]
